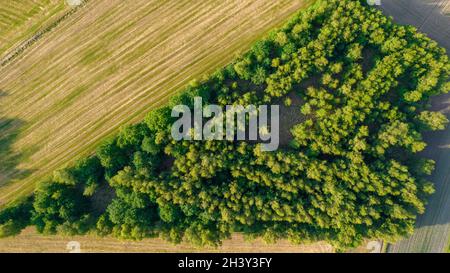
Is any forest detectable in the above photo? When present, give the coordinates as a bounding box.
[0,0,449,249]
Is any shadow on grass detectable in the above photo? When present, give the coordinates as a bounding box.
[0,91,32,189]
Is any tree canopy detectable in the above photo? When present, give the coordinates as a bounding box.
[1,0,448,250]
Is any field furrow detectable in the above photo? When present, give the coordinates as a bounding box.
[379,0,450,253]
[0,0,312,205]
[0,0,69,59]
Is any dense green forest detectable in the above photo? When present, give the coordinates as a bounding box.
[1,0,449,249]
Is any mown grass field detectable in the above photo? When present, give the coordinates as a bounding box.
[0,228,332,253]
[0,0,69,59]
[0,0,312,206]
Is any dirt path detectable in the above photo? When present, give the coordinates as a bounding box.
[379,0,450,253]
[0,227,333,253]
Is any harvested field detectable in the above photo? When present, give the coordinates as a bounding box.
[379,0,450,253]
[387,90,450,253]
[380,0,450,50]
[0,0,69,59]
[0,0,312,206]
[0,227,333,253]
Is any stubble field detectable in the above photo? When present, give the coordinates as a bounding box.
[0,0,312,206]
[0,0,69,60]
[0,227,332,253]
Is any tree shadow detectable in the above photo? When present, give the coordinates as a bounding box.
[415,91,450,228]
[378,1,450,251]
[276,91,307,147]
[0,91,32,188]
[379,0,450,52]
